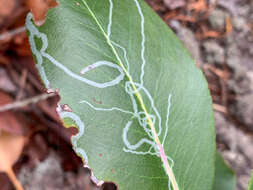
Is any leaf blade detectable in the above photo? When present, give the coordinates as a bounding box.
[26,0,216,189]
[214,152,236,190]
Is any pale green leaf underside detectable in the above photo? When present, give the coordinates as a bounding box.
[26,0,215,189]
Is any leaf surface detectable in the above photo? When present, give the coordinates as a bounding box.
[26,0,216,189]
[0,131,25,190]
[213,152,236,190]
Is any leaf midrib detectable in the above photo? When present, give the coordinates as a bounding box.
[80,0,155,134]
[79,2,179,190]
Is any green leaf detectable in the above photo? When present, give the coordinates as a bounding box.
[248,171,253,190]
[214,152,236,190]
[26,0,216,189]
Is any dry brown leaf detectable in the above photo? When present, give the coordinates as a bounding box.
[0,0,15,18]
[163,0,186,10]
[0,131,25,172]
[26,0,58,25]
[0,112,24,135]
[0,69,16,92]
[0,91,24,134]
[0,131,25,190]
[0,54,10,65]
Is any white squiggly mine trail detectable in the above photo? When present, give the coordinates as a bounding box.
[106,0,179,189]
[26,12,106,185]
[26,0,179,189]
[59,110,88,162]
[26,13,125,89]
[80,0,179,189]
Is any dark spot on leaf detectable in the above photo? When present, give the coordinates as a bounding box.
[46,88,55,93]
[62,104,73,112]
[93,97,102,104]
[102,182,117,190]
[66,126,78,136]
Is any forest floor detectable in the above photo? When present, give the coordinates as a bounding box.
[0,0,252,190]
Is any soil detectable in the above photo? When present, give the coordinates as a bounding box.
[0,0,252,190]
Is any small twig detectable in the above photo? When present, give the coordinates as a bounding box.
[196,17,232,39]
[16,69,28,100]
[12,61,42,91]
[203,64,225,78]
[6,168,24,190]
[0,26,26,41]
[0,93,56,112]
[187,0,208,11]
[213,103,227,113]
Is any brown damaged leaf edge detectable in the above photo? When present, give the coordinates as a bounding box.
[27,0,58,26]
[55,92,117,189]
